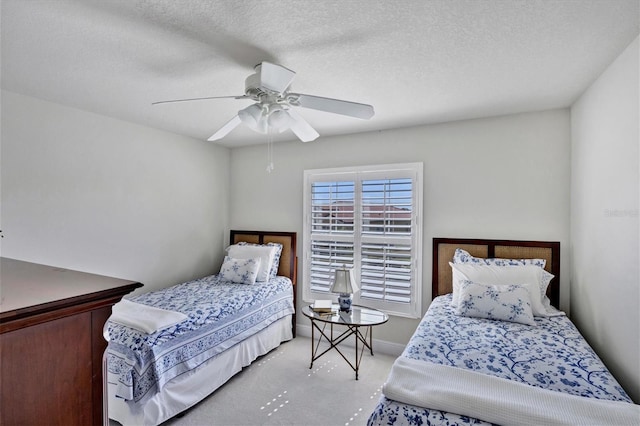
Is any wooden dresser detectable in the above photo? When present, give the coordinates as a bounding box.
[0,257,142,426]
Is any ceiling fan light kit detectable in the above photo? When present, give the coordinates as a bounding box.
[238,104,267,134]
[155,61,375,143]
[267,105,292,131]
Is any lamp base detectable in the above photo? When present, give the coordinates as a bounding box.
[337,293,352,312]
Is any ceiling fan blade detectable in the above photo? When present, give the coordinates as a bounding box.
[287,93,374,119]
[152,95,248,106]
[207,115,242,141]
[259,62,296,93]
[287,109,319,142]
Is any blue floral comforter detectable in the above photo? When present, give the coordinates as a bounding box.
[368,295,631,425]
[106,275,294,403]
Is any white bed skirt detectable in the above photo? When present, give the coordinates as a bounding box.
[108,315,293,426]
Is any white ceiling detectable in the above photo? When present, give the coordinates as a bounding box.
[2,0,638,147]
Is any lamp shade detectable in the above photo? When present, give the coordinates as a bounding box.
[238,104,267,134]
[267,105,292,131]
[330,266,359,295]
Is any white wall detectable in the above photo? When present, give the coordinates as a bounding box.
[570,36,639,402]
[229,109,571,344]
[1,90,230,294]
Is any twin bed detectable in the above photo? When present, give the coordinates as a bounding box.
[368,238,638,425]
[105,232,637,426]
[105,230,297,425]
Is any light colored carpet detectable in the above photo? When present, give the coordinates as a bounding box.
[159,336,397,426]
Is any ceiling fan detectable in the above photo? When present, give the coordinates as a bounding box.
[152,62,375,142]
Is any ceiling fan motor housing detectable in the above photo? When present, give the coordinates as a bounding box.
[244,71,268,100]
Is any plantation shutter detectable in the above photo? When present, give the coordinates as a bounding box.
[308,180,355,293]
[360,178,413,303]
[303,163,422,318]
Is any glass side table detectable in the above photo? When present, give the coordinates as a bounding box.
[301,304,389,380]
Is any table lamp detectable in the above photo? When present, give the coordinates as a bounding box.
[330,265,359,312]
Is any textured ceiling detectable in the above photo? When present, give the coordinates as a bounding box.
[2,0,638,147]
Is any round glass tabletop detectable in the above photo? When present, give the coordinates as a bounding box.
[301,304,389,327]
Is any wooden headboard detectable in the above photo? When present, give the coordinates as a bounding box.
[432,238,561,308]
[230,230,297,284]
[229,230,298,336]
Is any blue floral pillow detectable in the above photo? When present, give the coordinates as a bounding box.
[237,242,283,280]
[455,280,536,326]
[219,256,261,284]
[453,248,546,269]
[451,250,555,315]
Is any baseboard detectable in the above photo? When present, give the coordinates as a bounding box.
[295,323,405,357]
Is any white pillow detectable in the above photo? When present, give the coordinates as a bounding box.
[455,280,536,326]
[227,244,277,282]
[219,256,261,284]
[449,262,552,317]
[237,242,283,279]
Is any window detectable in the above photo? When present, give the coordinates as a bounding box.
[303,163,423,318]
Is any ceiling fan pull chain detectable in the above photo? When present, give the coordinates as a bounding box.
[266,129,275,173]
